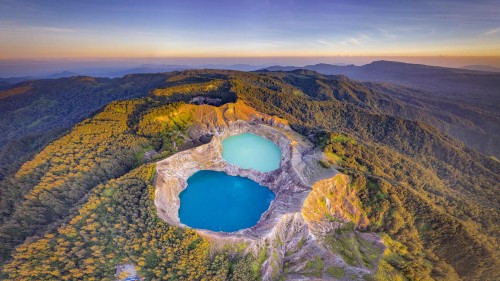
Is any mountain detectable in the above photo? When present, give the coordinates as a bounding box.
[96,64,190,77]
[197,64,267,71]
[0,64,265,83]
[45,71,80,79]
[265,61,500,105]
[0,74,172,146]
[0,71,81,84]
[0,74,172,179]
[460,65,500,73]
[0,77,36,85]
[0,81,12,91]
[0,65,190,84]
[0,69,498,280]
[264,61,500,157]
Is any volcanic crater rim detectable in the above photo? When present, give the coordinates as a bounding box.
[154,120,335,239]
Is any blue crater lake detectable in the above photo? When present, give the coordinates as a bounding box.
[222,133,281,172]
[178,170,275,232]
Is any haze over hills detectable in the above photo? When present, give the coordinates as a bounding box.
[265,61,500,105]
[0,64,274,84]
[0,64,190,81]
[460,65,500,73]
[4,60,496,157]
[264,61,500,156]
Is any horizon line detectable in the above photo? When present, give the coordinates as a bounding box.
[2,55,500,61]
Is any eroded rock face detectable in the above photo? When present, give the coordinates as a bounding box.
[302,174,370,233]
[154,102,383,280]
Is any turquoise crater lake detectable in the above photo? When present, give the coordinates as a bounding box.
[222,133,281,172]
[178,170,275,232]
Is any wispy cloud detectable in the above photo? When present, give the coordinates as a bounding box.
[32,26,74,33]
[0,20,74,33]
[377,28,396,39]
[248,40,284,48]
[339,34,370,46]
[316,39,335,46]
[315,34,371,47]
[482,27,500,36]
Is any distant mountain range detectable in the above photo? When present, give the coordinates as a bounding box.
[0,65,190,83]
[0,63,269,83]
[262,61,500,157]
[1,60,499,157]
[4,60,499,90]
[460,65,500,73]
[264,60,500,110]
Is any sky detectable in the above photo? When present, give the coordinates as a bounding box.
[1,0,500,65]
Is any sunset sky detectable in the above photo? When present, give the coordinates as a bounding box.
[1,0,499,62]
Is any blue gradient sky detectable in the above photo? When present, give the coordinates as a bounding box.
[1,0,499,59]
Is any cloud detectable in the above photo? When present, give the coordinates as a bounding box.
[248,40,284,48]
[340,34,370,46]
[316,39,334,46]
[344,37,361,45]
[32,26,74,33]
[315,34,371,47]
[482,27,500,36]
[377,28,396,39]
[0,20,74,33]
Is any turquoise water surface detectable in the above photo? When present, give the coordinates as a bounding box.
[222,133,281,172]
[178,170,275,232]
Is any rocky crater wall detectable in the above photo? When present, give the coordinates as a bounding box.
[154,119,333,239]
[153,102,383,280]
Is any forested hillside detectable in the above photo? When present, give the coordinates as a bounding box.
[0,74,169,179]
[0,70,498,280]
[265,61,500,157]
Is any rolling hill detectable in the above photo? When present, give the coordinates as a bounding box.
[265,61,500,157]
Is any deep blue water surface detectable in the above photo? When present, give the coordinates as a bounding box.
[222,133,281,172]
[178,170,275,232]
